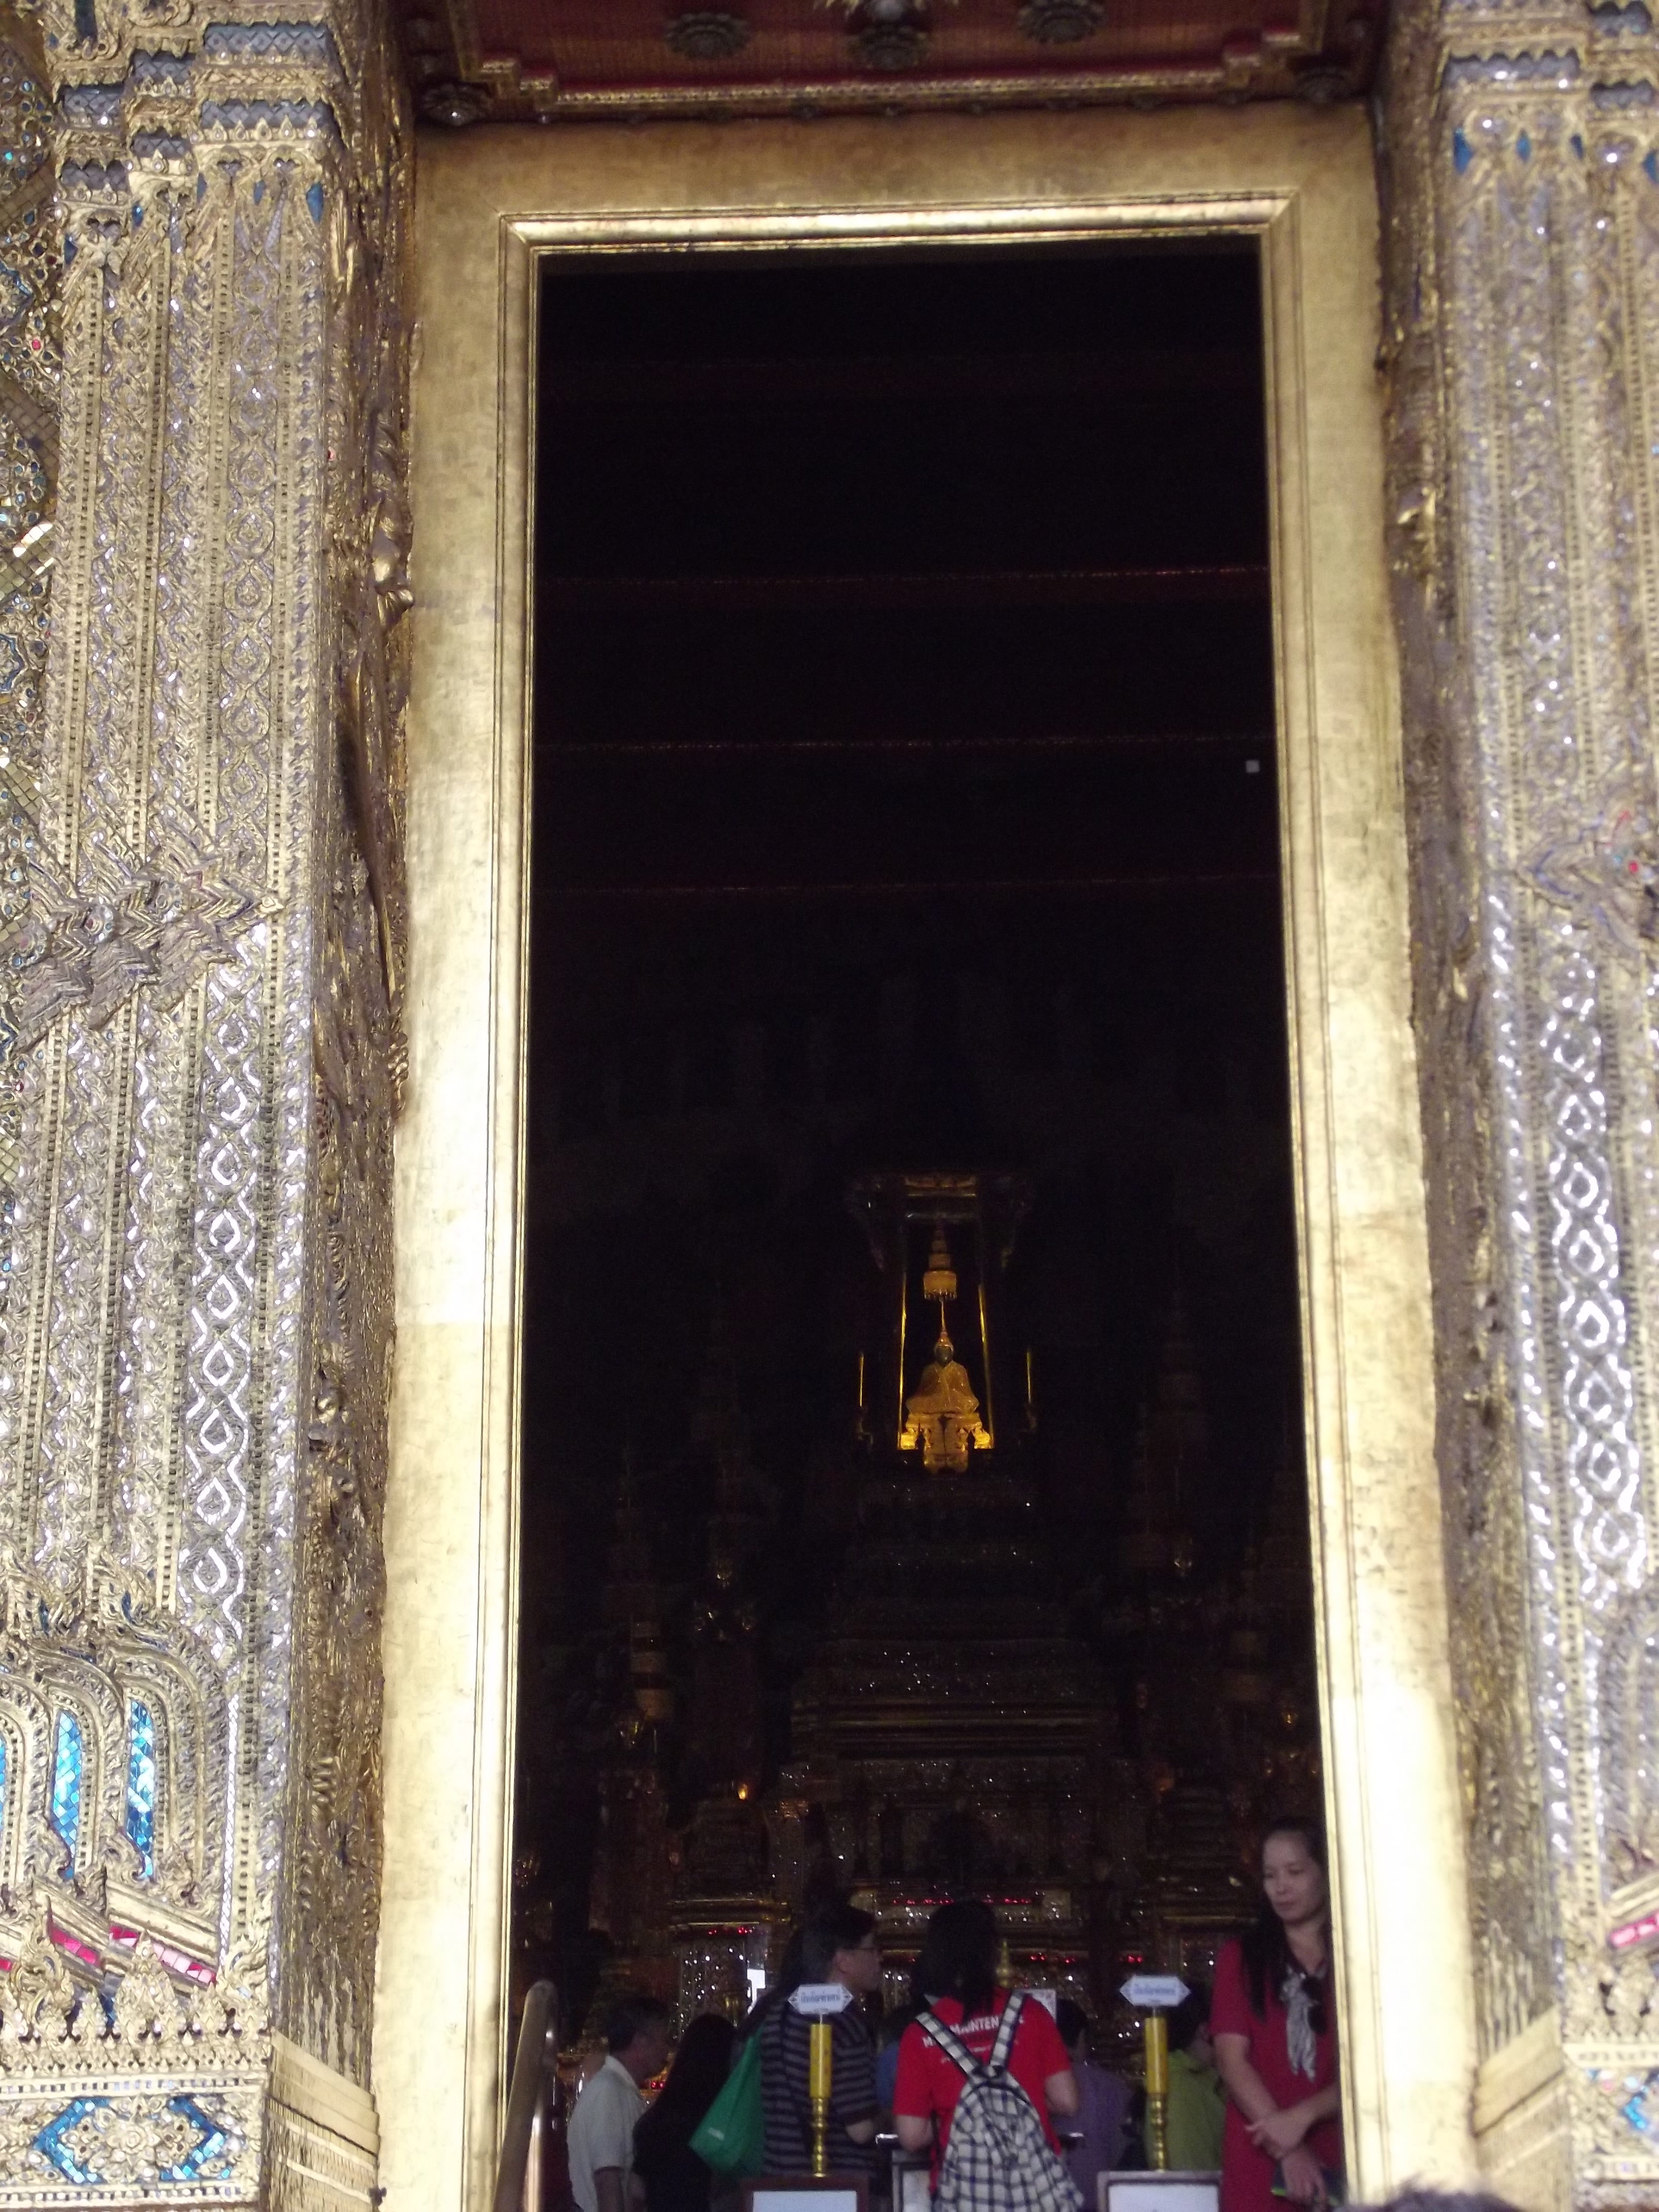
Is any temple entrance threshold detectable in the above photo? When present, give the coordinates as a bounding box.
[384,109,1475,2212]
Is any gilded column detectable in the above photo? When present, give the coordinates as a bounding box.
[0,0,59,1356]
[0,0,408,2199]
[1385,0,1659,2199]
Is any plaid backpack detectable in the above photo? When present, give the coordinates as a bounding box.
[919,1993,1084,2212]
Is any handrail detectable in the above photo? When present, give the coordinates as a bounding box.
[495,1980,561,2212]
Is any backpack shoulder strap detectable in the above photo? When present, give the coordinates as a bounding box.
[988,1991,1027,2074]
[919,2011,983,2083]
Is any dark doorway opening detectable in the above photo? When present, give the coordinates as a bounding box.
[515,241,1321,2060]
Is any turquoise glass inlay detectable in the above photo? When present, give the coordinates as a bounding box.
[34,2097,104,2185]
[124,1701,155,1876]
[34,2094,236,2186]
[50,1711,82,1866]
[165,2095,236,2179]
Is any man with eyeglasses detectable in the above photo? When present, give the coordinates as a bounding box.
[759,1904,884,2178]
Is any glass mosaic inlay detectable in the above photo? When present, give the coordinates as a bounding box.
[35,2099,105,2186]
[50,1709,82,1866]
[32,2093,238,2186]
[165,2095,237,2180]
[124,1701,155,1875]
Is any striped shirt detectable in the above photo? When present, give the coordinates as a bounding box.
[758,2002,879,2177]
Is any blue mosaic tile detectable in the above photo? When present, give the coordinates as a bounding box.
[0,629,28,699]
[162,2095,236,2182]
[1589,2063,1659,2144]
[1623,2069,1659,2141]
[124,1701,154,1876]
[0,257,35,336]
[33,2093,237,2186]
[50,1710,82,1867]
[35,2099,106,2185]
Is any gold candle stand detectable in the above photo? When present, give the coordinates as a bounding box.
[808,2018,833,2176]
[1143,2011,1169,2172]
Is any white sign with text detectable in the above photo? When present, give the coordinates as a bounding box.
[790,1983,855,2016]
[1118,1976,1190,2010]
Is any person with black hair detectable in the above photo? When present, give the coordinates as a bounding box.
[568,1993,675,2212]
[1152,1983,1224,2173]
[1211,1819,1342,2211]
[892,1900,1078,2183]
[631,2013,738,2212]
[1055,1998,1132,2202]
[758,1901,883,2177]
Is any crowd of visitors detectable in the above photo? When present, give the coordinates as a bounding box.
[560,1813,1465,2212]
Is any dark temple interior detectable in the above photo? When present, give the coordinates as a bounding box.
[513,240,1321,2053]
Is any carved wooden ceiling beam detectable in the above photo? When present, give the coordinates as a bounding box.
[397,0,1383,127]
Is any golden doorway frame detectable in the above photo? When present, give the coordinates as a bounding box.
[382,104,1477,2212]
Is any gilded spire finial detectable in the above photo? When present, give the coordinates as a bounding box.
[921,1223,958,1307]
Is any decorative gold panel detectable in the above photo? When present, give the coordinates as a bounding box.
[1382,0,1659,2197]
[0,0,410,2195]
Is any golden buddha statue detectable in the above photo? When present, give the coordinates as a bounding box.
[899,1226,993,1472]
[902,1322,991,1473]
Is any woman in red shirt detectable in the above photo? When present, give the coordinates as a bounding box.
[893,1900,1079,2180]
[1211,1818,1342,2212]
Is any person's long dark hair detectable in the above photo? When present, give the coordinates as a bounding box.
[1240,1816,1329,2019]
[915,1899,1000,2020]
[740,1924,807,2039]
[636,2013,738,2148]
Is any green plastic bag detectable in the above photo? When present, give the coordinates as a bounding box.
[690,2027,766,2176]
